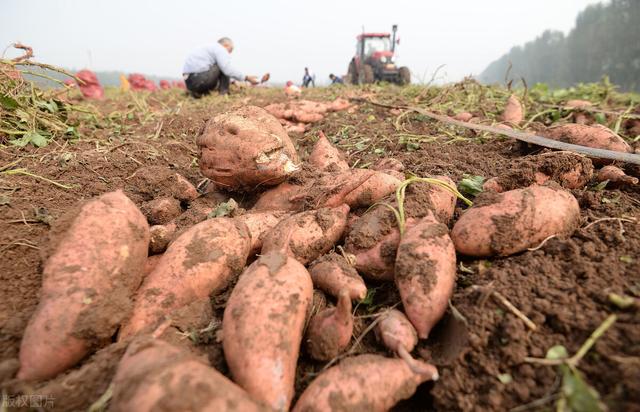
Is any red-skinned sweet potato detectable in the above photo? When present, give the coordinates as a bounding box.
[261,205,349,265]
[223,251,313,411]
[597,165,638,186]
[234,210,292,255]
[308,131,349,172]
[375,309,429,374]
[141,197,182,225]
[120,217,250,338]
[502,94,524,125]
[252,182,304,211]
[542,124,632,155]
[197,106,299,190]
[395,213,456,339]
[453,112,473,122]
[18,191,149,381]
[110,337,268,412]
[451,185,580,256]
[305,289,353,360]
[292,354,438,412]
[309,252,367,300]
[148,222,176,254]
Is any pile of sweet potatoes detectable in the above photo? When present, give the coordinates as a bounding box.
[12,102,604,411]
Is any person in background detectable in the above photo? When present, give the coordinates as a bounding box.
[302,67,315,88]
[329,73,344,85]
[182,37,258,97]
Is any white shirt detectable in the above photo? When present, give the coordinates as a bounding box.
[182,43,244,80]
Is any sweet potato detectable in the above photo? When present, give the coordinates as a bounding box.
[451,185,580,256]
[308,131,349,172]
[144,254,163,277]
[453,112,473,122]
[292,354,438,412]
[342,171,403,209]
[148,222,176,254]
[375,309,430,373]
[262,205,349,265]
[372,157,405,173]
[120,217,250,338]
[502,94,524,125]
[253,182,304,211]
[173,173,199,201]
[565,99,593,108]
[395,213,456,339]
[141,197,182,225]
[223,251,313,411]
[129,167,198,202]
[596,165,638,186]
[309,252,367,300]
[542,124,632,154]
[111,338,268,412]
[197,105,300,190]
[329,97,351,111]
[305,289,353,360]
[18,191,149,381]
[482,152,594,192]
[234,210,292,255]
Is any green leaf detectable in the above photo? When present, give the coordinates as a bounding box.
[560,366,603,412]
[208,199,238,218]
[26,131,49,147]
[591,180,608,191]
[0,93,19,110]
[458,175,485,197]
[594,113,607,125]
[546,345,569,360]
[406,141,420,151]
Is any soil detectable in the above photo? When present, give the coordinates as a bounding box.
[1,86,639,411]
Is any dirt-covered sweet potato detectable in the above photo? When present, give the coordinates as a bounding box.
[375,309,429,373]
[542,124,632,155]
[197,105,299,190]
[141,197,182,225]
[453,112,473,122]
[451,185,580,256]
[292,354,438,412]
[18,190,149,381]
[305,289,353,361]
[234,210,292,255]
[372,157,405,173]
[148,222,176,254]
[120,217,250,338]
[223,251,313,411]
[395,213,456,339]
[110,337,268,412]
[502,94,524,125]
[309,252,367,300]
[252,182,304,211]
[308,131,349,172]
[261,205,349,265]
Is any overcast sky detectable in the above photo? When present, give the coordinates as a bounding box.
[1,0,602,85]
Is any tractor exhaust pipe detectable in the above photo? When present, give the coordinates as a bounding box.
[391,24,398,53]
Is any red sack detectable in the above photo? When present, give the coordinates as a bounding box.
[144,79,157,91]
[172,80,186,89]
[159,80,170,90]
[76,69,104,100]
[128,73,147,90]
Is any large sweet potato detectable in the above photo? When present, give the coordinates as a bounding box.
[18,191,149,381]
[308,131,349,172]
[261,205,349,265]
[395,213,456,339]
[120,217,250,337]
[110,338,268,412]
[451,185,580,256]
[197,105,300,190]
[309,252,367,300]
[292,354,438,412]
[223,251,313,411]
[542,124,632,154]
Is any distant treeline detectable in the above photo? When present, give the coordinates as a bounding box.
[479,0,640,92]
[21,67,179,89]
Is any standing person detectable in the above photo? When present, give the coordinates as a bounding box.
[302,67,315,88]
[329,73,344,85]
[182,37,258,97]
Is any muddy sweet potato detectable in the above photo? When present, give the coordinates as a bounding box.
[451,185,580,256]
[596,165,638,186]
[502,94,524,125]
[308,131,349,172]
[223,251,313,411]
[197,105,299,190]
[542,124,632,155]
[141,197,182,225]
[252,182,304,211]
[375,309,429,373]
[120,217,250,338]
[342,170,403,209]
[395,212,456,339]
[261,205,349,265]
[18,191,149,381]
[372,157,405,173]
[110,338,268,412]
[309,252,367,300]
[329,97,351,112]
[234,210,292,255]
[148,222,176,254]
[305,289,353,361]
[453,112,474,122]
[292,354,438,412]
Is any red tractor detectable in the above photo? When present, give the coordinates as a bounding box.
[346,25,410,85]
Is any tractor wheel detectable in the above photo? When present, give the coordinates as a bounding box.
[399,67,411,85]
[347,59,357,85]
[363,64,375,84]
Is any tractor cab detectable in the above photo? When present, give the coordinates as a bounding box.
[347,25,410,85]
